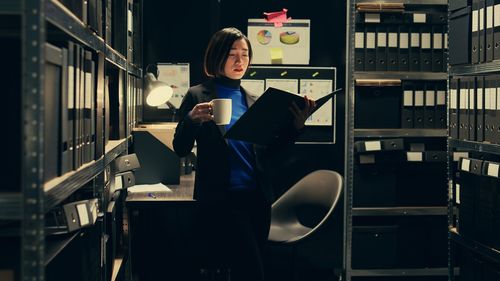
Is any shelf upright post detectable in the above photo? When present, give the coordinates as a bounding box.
[344,0,356,280]
[21,0,46,280]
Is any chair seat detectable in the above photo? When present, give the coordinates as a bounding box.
[268,222,312,244]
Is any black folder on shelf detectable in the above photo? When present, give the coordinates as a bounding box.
[387,26,399,71]
[476,76,485,142]
[484,76,495,143]
[365,26,377,71]
[495,0,500,60]
[420,26,433,72]
[44,43,63,182]
[486,0,494,62]
[436,81,447,128]
[472,0,480,64]
[450,6,472,65]
[376,25,387,71]
[479,0,486,63]
[413,84,425,128]
[493,75,500,143]
[459,78,469,140]
[84,50,93,164]
[95,53,105,159]
[60,47,70,175]
[224,88,341,146]
[450,78,459,139]
[424,82,436,128]
[468,77,477,141]
[398,25,410,71]
[401,81,414,128]
[432,25,444,72]
[410,26,421,71]
[354,26,365,71]
[67,42,76,171]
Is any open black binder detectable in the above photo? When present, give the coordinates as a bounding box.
[224,87,341,145]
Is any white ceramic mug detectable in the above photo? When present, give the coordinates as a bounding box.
[211,98,232,125]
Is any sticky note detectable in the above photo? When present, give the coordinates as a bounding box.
[270,47,283,64]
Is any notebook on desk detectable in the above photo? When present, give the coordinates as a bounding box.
[224,87,341,146]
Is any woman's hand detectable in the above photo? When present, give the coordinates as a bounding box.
[188,102,213,123]
[290,95,316,130]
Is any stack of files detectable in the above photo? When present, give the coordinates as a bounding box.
[458,157,500,250]
[453,74,500,143]
[400,80,447,129]
[355,7,448,72]
[450,0,500,65]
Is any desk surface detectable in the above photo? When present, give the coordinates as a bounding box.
[126,173,195,202]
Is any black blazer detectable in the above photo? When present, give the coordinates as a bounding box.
[173,79,300,204]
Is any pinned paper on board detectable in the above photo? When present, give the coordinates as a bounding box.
[248,18,310,65]
[263,8,291,27]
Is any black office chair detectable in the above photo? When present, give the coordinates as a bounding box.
[268,169,343,280]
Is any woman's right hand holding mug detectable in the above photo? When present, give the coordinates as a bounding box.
[188,102,213,123]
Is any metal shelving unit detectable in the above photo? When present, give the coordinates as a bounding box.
[345,1,449,280]
[3,1,142,280]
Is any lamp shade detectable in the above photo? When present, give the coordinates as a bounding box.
[144,72,173,106]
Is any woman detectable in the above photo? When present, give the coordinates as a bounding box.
[173,27,315,281]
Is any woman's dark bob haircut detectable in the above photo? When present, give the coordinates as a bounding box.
[203,27,253,77]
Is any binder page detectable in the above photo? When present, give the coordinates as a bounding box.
[265,78,299,94]
[241,79,265,98]
[300,79,333,125]
[157,63,190,109]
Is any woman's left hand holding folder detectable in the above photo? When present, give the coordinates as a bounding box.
[290,95,316,130]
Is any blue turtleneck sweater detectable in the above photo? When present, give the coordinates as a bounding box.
[214,77,257,191]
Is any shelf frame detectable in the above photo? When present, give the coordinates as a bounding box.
[449,138,500,155]
[450,61,500,76]
[354,71,448,80]
[352,206,447,216]
[450,229,500,264]
[354,129,447,138]
[355,0,447,4]
[21,0,46,280]
[44,230,81,266]
[351,267,450,277]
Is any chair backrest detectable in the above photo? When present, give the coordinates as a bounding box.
[270,170,343,242]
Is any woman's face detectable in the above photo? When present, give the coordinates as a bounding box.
[223,38,250,80]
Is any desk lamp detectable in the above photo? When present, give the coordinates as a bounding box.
[144,64,173,106]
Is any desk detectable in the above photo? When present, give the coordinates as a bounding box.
[125,174,198,281]
[126,173,195,202]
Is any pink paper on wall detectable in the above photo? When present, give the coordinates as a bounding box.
[263,8,291,27]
